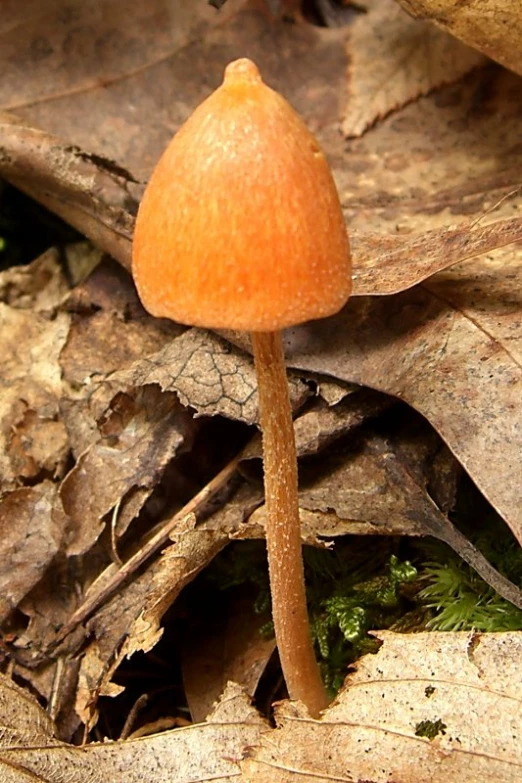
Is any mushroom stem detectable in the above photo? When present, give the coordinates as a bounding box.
[251,330,328,718]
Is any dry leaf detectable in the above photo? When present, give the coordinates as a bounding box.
[0,483,66,623]
[0,246,70,311]
[60,386,191,556]
[13,552,89,669]
[61,258,177,390]
[351,216,522,296]
[243,631,522,782]
[0,0,346,179]
[60,257,180,461]
[343,0,484,137]
[293,389,392,456]
[1,2,218,109]
[336,66,522,241]
[3,635,522,782]
[0,674,58,746]
[122,485,260,659]
[0,677,265,782]
[0,113,140,268]
[285,246,522,547]
[182,593,275,722]
[397,0,522,76]
[43,480,261,720]
[243,429,522,608]
[110,327,310,425]
[0,263,70,488]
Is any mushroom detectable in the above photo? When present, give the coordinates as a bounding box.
[132,58,352,717]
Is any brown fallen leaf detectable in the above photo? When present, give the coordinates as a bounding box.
[3,635,522,782]
[283,245,522,545]
[242,429,522,608]
[182,592,275,723]
[109,327,311,425]
[0,245,70,311]
[351,215,522,296]
[120,481,261,660]
[0,254,70,489]
[243,631,522,782]
[60,258,177,388]
[60,386,192,556]
[0,112,141,268]
[426,244,522,366]
[397,0,522,76]
[334,64,522,246]
[0,674,59,747]
[35,475,261,724]
[0,2,220,113]
[292,388,392,457]
[0,677,266,782]
[0,0,347,179]
[14,549,99,673]
[343,0,484,137]
[59,257,180,461]
[0,483,66,624]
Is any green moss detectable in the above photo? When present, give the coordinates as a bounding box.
[418,548,522,632]
[415,478,522,632]
[415,718,447,740]
[308,551,417,694]
[205,518,522,699]
[207,540,418,695]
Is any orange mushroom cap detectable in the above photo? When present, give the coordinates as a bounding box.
[132,58,351,332]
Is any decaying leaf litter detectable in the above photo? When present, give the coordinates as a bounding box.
[2,635,522,782]
[1,0,522,780]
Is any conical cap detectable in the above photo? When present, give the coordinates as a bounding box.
[133,58,351,331]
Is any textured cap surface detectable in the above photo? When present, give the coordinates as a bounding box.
[132,58,352,331]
